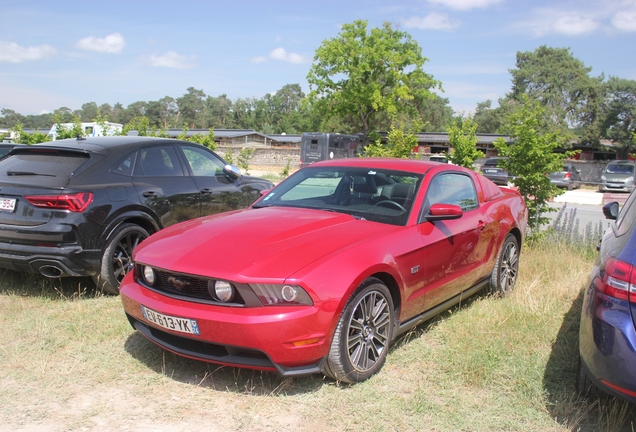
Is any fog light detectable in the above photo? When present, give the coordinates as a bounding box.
[211,280,234,302]
[281,285,297,302]
[143,266,155,285]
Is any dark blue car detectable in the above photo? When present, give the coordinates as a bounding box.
[577,188,636,403]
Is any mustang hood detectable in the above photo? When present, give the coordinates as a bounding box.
[135,207,394,281]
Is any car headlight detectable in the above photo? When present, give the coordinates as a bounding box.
[143,266,156,285]
[250,284,313,306]
[601,175,606,181]
[208,280,234,302]
[626,177,634,185]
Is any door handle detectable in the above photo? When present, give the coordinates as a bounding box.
[477,220,487,230]
[200,188,213,194]
[142,191,159,198]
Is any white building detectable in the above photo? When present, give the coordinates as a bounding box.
[48,122,123,140]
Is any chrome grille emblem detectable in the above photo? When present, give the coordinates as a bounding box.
[167,276,189,291]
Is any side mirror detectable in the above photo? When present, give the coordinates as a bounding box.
[426,203,463,221]
[223,164,242,181]
[602,201,619,220]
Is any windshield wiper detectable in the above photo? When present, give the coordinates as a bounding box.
[7,171,56,177]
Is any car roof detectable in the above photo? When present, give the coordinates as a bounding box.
[309,157,467,175]
[22,136,197,157]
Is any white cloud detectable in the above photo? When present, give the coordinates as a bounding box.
[250,55,268,63]
[76,32,126,53]
[517,9,602,37]
[426,0,503,11]
[269,47,308,64]
[552,15,600,35]
[0,41,56,63]
[403,13,460,30]
[143,51,197,69]
[612,8,636,31]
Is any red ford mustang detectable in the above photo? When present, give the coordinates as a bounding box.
[120,158,528,383]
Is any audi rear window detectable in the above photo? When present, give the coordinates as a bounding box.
[0,151,90,188]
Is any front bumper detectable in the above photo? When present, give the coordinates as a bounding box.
[120,275,334,377]
[579,282,636,404]
[600,182,634,193]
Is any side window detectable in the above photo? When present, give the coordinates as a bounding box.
[112,152,136,176]
[135,146,184,177]
[616,193,636,236]
[425,173,478,211]
[181,146,225,176]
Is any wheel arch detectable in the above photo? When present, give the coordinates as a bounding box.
[508,226,523,248]
[99,212,160,252]
[368,271,402,317]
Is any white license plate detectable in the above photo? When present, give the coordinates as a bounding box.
[141,305,200,335]
[0,198,16,212]
[484,169,497,173]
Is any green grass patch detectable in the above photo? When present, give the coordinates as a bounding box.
[0,239,634,430]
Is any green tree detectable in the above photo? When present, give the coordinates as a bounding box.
[494,96,574,230]
[472,100,506,134]
[507,45,603,139]
[0,109,26,128]
[447,118,484,168]
[365,124,419,158]
[52,113,84,140]
[237,147,254,174]
[121,116,152,136]
[79,102,98,122]
[177,87,206,128]
[53,107,74,123]
[9,122,51,144]
[600,76,636,159]
[307,20,440,142]
[416,94,454,132]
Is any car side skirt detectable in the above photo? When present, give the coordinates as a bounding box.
[395,278,490,337]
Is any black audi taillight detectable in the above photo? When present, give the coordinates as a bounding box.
[25,192,93,212]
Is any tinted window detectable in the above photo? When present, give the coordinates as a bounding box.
[181,146,225,176]
[0,151,90,187]
[426,173,478,211]
[258,167,422,226]
[136,146,183,177]
[113,152,136,176]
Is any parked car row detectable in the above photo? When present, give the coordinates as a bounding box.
[4,135,636,390]
[480,157,636,193]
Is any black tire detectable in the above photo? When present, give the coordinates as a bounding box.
[94,223,149,295]
[575,355,598,398]
[324,278,395,383]
[489,233,520,297]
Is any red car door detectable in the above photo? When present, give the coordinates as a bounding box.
[400,172,494,320]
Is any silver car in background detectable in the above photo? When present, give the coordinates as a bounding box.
[550,164,582,190]
[599,161,636,193]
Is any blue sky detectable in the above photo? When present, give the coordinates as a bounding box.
[2,0,636,118]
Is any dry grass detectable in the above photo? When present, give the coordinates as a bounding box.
[0,242,634,431]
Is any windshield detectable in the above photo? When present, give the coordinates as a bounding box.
[255,166,423,226]
[605,163,635,175]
